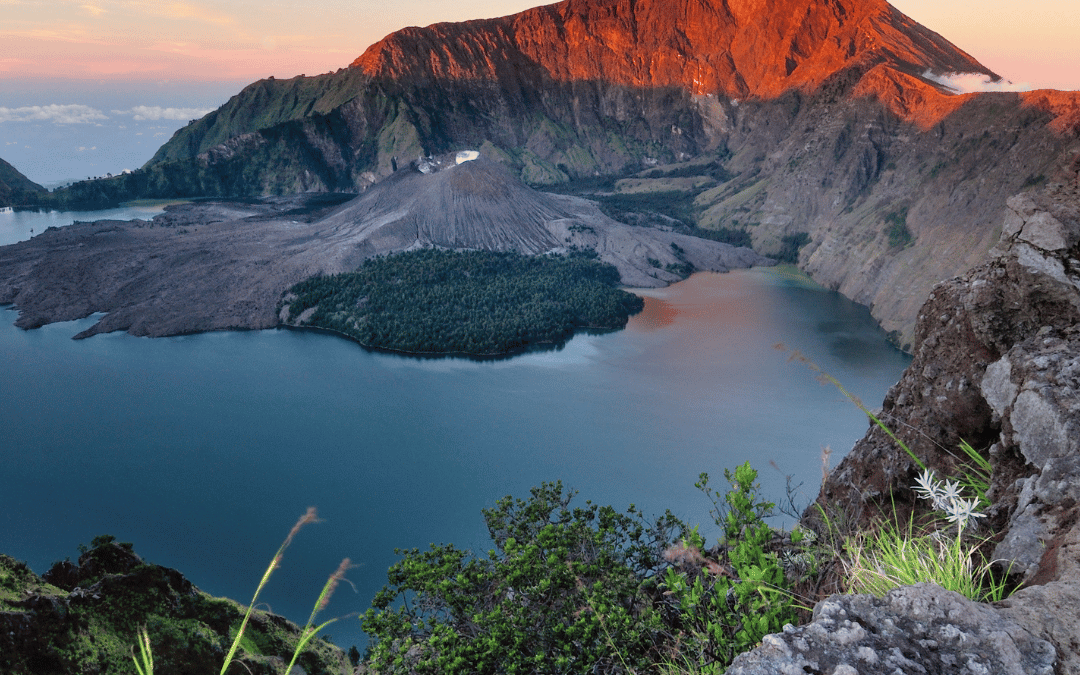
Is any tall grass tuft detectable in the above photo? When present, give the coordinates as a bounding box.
[131,625,153,675]
[283,557,354,674]
[219,506,322,675]
[129,506,352,675]
[778,344,1012,604]
[843,513,1011,602]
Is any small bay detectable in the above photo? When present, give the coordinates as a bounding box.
[0,208,910,651]
[0,202,176,246]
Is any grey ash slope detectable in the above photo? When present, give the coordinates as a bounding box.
[315,154,772,285]
[0,153,770,339]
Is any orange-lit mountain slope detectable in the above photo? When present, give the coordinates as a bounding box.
[354,0,991,99]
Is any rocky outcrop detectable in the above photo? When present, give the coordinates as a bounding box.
[728,584,1057,675]
[731,153,1080,672]
[816,156,1080,525]
[0,541,350,675]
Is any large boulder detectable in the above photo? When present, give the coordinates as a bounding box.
[728,583,1056,675]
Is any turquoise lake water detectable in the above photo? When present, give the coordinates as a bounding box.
[0,209,910,651]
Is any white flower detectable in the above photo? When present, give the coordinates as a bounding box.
[944,497,986,531]
[911,471,986,531]
[939,479,963,504]
[913,468,938,502]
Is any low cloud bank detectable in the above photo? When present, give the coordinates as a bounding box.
[0,104,108,124]
[0,104,215,125]
[923,71,1033,94]
[114,106,216,121]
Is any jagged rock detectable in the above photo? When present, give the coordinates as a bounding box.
[42,540,144,590]
[816,158,1080,523]
[791,153,1080,673]
[728,583,1056,675]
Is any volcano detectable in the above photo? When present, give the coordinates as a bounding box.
[0,151,769,339]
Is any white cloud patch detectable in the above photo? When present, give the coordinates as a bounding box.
[112,105,214,121]
[0,104,108,124]
[923,71,1033,94]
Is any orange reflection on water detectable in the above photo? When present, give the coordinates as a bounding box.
[630,295,679,331]
[626,272,765,336]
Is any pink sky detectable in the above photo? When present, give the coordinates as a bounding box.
[1,0,1077,91]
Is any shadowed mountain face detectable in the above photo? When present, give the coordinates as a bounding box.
[0,157,45,207]
[29,0,1080,345]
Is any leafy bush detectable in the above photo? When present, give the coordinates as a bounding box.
[774,233,810,264]
[362,482,685,675]
[362,468,803,675]
[594,191,699,226]
[660,464,799,672]
[884,208,913,249]
[690,226,753,249]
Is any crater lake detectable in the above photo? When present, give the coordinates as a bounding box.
[0,207,910,652]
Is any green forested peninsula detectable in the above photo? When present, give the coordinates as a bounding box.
[282,249,645,356]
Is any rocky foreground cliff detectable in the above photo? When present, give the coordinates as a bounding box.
[729,144,1080,673]
[44,0,1080,347]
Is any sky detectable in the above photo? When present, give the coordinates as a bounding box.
[0,0,1077,186]
[0,0,1075,88]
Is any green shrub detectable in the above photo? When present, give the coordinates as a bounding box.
[884,208,913,249]
[361,469,805,675]
[774,233,810,263]
[661,464,799,671]
[361,482,685,675]
[691,226,753,249]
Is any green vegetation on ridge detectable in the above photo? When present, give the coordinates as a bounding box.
[3,449,1013,675]
[282,248,645,356]
[0,537,346,675]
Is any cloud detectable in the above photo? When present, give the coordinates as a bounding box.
[112,105,214,121]
[80,3,106,15]
[923,71,1033,94]
[0,104,108,124]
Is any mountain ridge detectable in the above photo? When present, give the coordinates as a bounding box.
[352,0,992,99]
[0,157,46,207]
[142,0,997,183]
